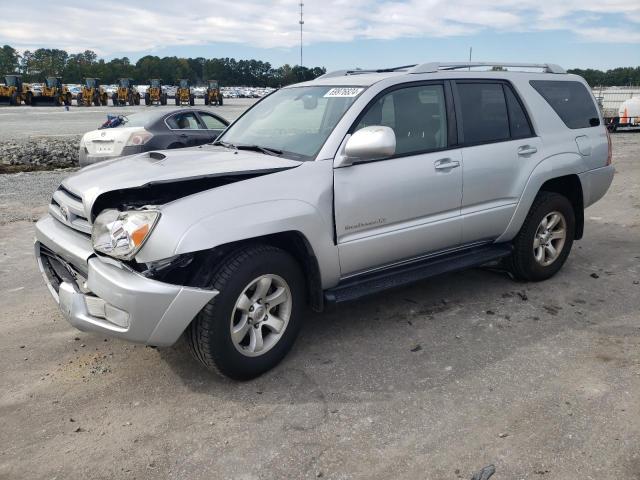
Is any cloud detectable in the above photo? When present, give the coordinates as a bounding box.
[0,0,639,56]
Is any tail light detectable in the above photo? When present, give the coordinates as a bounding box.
[605,128,612,166]
[126,130,153,147]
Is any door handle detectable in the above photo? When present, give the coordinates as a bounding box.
[434,158,460,170]
[518,146,537,156]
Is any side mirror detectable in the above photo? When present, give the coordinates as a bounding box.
[337,126,396,167]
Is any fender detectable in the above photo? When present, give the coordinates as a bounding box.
[496,152,584,243]
[173,199,341,288]
[135,161,341,289]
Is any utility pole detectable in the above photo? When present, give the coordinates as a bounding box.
[468,46,472,70]
[299,2,304,67]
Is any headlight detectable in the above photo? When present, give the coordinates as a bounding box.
[92,209,160,260]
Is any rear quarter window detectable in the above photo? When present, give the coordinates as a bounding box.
[530,80,600,129]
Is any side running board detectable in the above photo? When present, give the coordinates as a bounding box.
[324,243,513,304]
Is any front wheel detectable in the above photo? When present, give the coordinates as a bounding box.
[507,191,575,281]
[186,245,305,380]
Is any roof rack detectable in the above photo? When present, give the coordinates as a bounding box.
[317,65,418,79]
[409,62,566,74]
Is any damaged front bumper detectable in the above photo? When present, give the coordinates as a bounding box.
[34,215,217,346]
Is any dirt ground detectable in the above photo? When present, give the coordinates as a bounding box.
[0,134,639,480]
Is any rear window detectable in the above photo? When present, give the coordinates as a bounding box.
[530,80,600,129]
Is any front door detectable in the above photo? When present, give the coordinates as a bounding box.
[334,83,463,276]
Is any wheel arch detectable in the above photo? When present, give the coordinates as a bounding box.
[497,153,586,243]
[539,175,584,239]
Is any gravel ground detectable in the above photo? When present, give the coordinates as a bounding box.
[0,169,76,223]
[0,134,639,480]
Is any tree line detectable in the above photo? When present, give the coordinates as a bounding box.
[2,44,638,87]
[0,45,326,87]
[566,67,640,88]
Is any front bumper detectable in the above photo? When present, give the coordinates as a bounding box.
[35,215,217,346]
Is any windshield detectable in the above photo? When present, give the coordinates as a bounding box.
[85,79,97,88]
[179,79,189,88]
[5,76,18,87]
[119,79,130,87]
[46,77,59,88]
[209,81,218,89]
[150,79,161,87]
[219,86,364,159]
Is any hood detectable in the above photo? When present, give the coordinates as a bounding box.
[62,145,302,218]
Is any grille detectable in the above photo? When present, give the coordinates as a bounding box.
[49,186,91,235]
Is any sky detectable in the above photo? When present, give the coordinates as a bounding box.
[1,0,639,71]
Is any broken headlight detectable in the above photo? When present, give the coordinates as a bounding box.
[92,209,160,260]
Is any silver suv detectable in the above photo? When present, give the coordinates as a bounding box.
[35,62,614,379]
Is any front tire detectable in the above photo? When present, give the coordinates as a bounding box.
[186,245,305,380]
[507,191,575,281]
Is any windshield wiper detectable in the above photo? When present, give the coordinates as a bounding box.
[235,144,283,156]
[212,140,237,150]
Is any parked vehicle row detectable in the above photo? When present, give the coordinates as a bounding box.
[1,75,274,107]
[35,61,613,380]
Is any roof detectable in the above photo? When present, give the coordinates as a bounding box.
[294,62,568,88]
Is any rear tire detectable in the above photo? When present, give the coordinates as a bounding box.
[218,94,223,106]
[186,245,305,380]
[112,93,118,106]
[506,191,575,282]
[10,92,17,106]
[145,93,150,106]
[189,95,195,106]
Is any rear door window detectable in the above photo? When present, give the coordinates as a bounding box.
[529,80,600,129]
[456,83,510,145]
[166,112,200,129]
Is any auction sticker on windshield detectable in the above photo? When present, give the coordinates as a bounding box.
[324,87,364,98]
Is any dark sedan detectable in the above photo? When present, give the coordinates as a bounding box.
[79,108,229,166]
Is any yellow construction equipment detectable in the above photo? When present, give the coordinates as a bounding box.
[112,78,140,106]
[204,79,223,106]
[78,78,108,106]
[31,77,72,106]
[0,74,31,106]
[175,79,194,106]
[145,79,167,106]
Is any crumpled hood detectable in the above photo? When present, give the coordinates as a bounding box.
[61,145,302,217]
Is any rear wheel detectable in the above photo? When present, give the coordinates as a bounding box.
[189,95,195,106]
[161,94,167,105]
[65,93,72,106]
[507,191,575,281]
[10,92,17,106]
[186,245,305,379]
[145,93,150,106]
[218,93,223,106]
[77,94,83,106]
[111,93,118,106]
[93,94,100,107]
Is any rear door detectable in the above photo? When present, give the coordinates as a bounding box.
[334,82,464,276]
[452,80,542,244]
